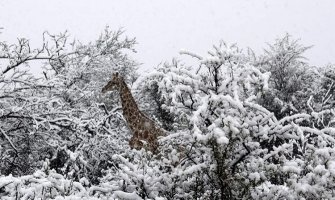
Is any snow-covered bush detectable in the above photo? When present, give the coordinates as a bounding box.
[136,41,335,199]
[0,169,92,200]
[0,166,146,200]
[0,28,138,180]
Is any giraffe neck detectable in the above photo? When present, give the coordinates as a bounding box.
[118,79,141,128]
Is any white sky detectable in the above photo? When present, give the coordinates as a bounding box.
[1,0,335,73]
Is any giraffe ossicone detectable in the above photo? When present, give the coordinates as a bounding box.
[102,72,164,153]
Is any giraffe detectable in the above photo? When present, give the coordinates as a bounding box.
[102,72,164,153]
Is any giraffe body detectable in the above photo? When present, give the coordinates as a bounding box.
[102,72,164,153]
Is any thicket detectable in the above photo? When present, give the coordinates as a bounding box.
[0,29,335,199]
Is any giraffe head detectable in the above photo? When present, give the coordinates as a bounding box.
[102,72,122,93]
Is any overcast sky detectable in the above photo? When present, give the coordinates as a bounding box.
[1,0,335,73]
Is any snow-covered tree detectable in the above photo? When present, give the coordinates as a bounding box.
[2,30,335,199]
[256,34,320,118]
[0,28,138,181]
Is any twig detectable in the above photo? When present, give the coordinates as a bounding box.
[0,127,18,153]
[231,143,251,174]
